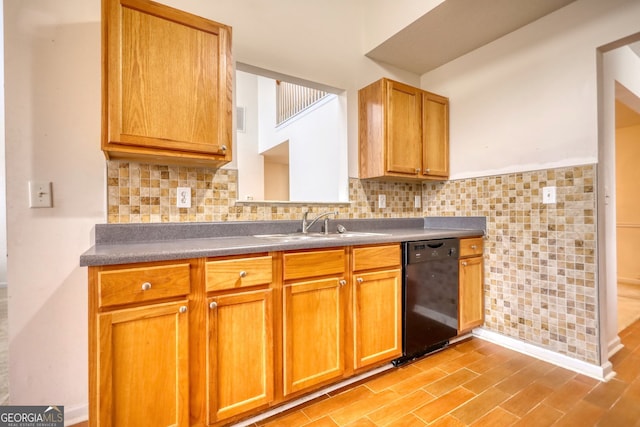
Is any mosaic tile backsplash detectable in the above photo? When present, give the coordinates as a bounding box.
[107,161,599,365]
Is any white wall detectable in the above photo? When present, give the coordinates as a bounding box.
[420,0,640,180]
[256,77,348,203]
[4,0,104,422]
[236,71,264,201]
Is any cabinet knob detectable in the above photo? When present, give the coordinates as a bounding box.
[209,301,218,310]
[339,279,346,287]
[220,145,228,152]
[239,270,247,278]
[461,261,468,266]
[425,168,431,174]
[141,282,151,291]
[356,277,364,284]
[179,306,188,314]
[471,245,477,250]
[416,168,421,173]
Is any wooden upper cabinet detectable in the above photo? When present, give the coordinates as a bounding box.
[386,82,422,175]
[359,77,449,180]
[102,0,233,166]
[422,92,449,179]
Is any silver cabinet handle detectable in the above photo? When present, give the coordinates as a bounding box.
[425,168,431,174]
[471,245,477,250]
[179,306,187,314]
[239,271,247,278]
[209,301,218,309]
[141,282,151,291]
[220,145,228,152]
[461,261,468,267]
[416,168,421,173]
[339,280,346,287]
[356,278,364,284]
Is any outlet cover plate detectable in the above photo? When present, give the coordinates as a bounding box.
[177,187,191,208]
[378,194,386,209]
[543,186,556,204]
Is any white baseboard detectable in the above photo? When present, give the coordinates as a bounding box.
[473,327,615,381]
[64,403,88,427]
[608,335,624,359]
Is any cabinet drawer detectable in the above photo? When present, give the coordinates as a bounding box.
[98,263,191,308]
[353,244,401,272]
[206,256,273,292]
[460,237,483,257]
[283,249,345,281]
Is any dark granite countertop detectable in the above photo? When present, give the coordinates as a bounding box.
[80,217,485,267]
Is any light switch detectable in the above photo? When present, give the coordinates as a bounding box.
[177,187,191,208]
[29,181,53,208]
[414,195,421,208]
[543,186,556,204]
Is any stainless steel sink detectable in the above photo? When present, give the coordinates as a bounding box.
[253,231,388,241]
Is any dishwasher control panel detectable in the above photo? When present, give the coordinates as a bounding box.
[405,238,459,264]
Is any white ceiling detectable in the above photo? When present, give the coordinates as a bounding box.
[366,0,577,74]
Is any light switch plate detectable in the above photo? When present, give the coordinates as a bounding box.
[543,186,556,204]
[29,181,52,208]
[177,187,191,208]
[414,195,421,208]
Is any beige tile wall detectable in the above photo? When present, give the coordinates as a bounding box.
[107,161,599,364]
[424,165,598,364]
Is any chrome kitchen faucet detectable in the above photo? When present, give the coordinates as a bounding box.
[301,211,338,234]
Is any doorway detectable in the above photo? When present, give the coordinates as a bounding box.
[615,92,640,332]
[598,37,640,365]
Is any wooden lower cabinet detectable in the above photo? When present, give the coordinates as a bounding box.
[458,237,485,333]
[97,300,190,427]
[207,289,274,422]
[283,276,345,396]
[89,245,404,425]
[353,269,402,369]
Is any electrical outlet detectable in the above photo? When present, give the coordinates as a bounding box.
[414,195,421,208]
[177,187,191,208]
[542,186,556,204]
[29,181,53,208]
[378,194,386,209]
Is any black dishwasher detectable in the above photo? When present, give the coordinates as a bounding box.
[393,238,459,366]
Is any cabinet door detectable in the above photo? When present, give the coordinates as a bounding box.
[459,256,484,332]
[353,269,402,369]
[103,0,232,163]
[208,290,274,422]
[386,80,422,176]
[97,300,189,427]
[422,92,449,179]
[283,277,344,396]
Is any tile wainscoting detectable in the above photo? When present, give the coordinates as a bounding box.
[424,165,598,365]
[106,161,599,365]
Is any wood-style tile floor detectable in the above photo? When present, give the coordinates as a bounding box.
[253,319,640,427]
